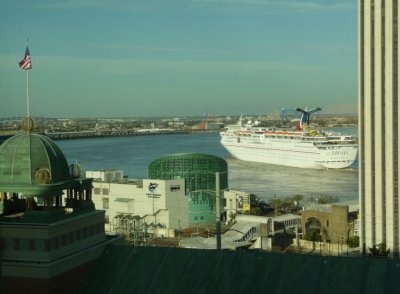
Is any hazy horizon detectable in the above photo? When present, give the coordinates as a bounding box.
[0,111,358,121]
[1,0,357,118]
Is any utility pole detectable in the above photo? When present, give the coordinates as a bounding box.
[216,172,222,250]
[178,219,181,240]
[337,236,340,256]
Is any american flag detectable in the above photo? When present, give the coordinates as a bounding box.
[19,46,32,70]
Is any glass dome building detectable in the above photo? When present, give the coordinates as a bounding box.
[148,153,228,225]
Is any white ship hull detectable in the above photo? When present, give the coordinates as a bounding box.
[220,130,358,169]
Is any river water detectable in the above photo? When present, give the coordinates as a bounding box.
[57,128,358,203]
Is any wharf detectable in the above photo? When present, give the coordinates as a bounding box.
[46,129,188,140]
[0,129,188,143]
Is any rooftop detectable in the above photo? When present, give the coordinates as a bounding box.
[80,245,400,294]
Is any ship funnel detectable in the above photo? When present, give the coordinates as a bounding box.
[296,107,321,130]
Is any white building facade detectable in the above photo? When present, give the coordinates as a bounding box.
[88,171,188,235]
[359,0,400,255]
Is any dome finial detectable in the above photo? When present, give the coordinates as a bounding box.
[21,116,35,133]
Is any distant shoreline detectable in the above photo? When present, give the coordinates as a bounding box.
[0,129,215,144]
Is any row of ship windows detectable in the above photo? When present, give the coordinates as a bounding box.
[234,145,317,152]
[237,141,349,149]
[318,146,352,150]
[240,135,326,142]
[236,140,316,148]
[241,135,350,143]
[317,160,353,163]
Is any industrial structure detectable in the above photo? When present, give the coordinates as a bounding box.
[148,153,228,225]
[359,1,400,256]
[0,117,110,294]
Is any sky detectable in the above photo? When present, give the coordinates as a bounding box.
[0,0,358,118]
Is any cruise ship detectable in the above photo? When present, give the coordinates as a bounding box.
[220,108,358,169]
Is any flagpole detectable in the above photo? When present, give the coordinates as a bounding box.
[27,70,30,117]
[25,37,30,117]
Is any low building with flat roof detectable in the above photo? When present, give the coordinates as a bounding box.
[88,170,189,240]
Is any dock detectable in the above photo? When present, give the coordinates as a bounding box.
[0,129,188,144]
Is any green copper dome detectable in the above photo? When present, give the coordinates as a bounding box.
[0,133,70,185]
[0,119,95,220]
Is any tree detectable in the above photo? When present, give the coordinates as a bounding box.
[369,242,390,257]
[249,207,262,216]
[346,236,359,248]
[280,197,298,212]
[270,198,281,216]
[304,231,322,242]
[316,195,339,204]
[229,212,237,223]
[292,194,304,209]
